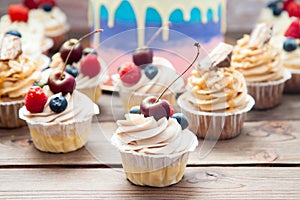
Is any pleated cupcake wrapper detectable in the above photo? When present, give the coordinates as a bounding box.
[284,68,300,94]
[0,100,26,128]
[177,93,255,140]
[247,69,291,109]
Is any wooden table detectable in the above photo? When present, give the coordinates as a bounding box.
[0,91,300,199]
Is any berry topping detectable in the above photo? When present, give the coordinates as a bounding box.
[48,71,76,95]
[283,38,298,52]
[132,47,153,68]
[65,65,79,78]
[49,95,68,113]
[8,4,29,23]
[129,106,141,114]
[285,19,300,39]
[41,3,52,12]
[83,47,98,56]
[37,0,56,7]
[283,0,294,10]
[23,0,38,9]
[59,38,83,65]
[33,80,47,88]
[286,1,300,17]
[140,96,171,121]
[273,7,283,16]
[144,64,158,80]
[167,101,174,117]
[5,30,22,38]
[24,86,48,113]
[80,54,101,78]
[171,113,189,130]
[119,62,141,85]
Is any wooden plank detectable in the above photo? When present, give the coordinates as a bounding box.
[97,93,300,122]
[0,167,299,199]
[1,120,300,166]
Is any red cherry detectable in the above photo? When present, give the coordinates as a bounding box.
[285,19,300,39]
[80,54,101,78]
[8,4,29,23]
[140,96,171,121]
[59,39,83,65]
[119,62,141,85]
[23,0,38,9]
[37,0,56,7]
[25,86,48,113]
[48,70,76,95]
[132,47,153,68]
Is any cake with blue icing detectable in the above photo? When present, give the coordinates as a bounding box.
[88,0,226,84]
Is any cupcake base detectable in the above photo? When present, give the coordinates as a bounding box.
[177,93,255,140]
[24,118,92,153]
[0,100,26,129]
[284,69,300,94]
[247,70,291,109]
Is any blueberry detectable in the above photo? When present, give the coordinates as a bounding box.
[5,30,22,38]
[172,113,189,130]
[50,96,68,113]
[272,7,282,16]
[144,64,158,80]
[83,47,98,56]
[129,106,141,114]
[283,38,298,52]
[33,80,47,88]
[42,3,52,12]
[267,0,282,9]
[65,65,79,78]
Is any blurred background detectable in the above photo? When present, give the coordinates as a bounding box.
[0,0,270,37]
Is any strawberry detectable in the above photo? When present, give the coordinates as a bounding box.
[37,0,56,7]
[24,86,48,113]
[285,19,300,39]
[8,4,29,23]
[23,0,38,9]
[286,1,300,17]
[119,62,141,85]
[80,54,101,78]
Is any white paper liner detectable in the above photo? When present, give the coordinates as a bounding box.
[177,93,255,140]
[0,99,26,128]
[246,69,291,109]
[284,68,300,94]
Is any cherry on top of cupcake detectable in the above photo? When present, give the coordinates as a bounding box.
[8,4,29,23]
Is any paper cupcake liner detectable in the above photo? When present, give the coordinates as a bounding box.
[119,89,176,112]
[284,69,300,94]
[77,86,102,104]
[23,117,93,153]
[0,100,26,128]
[247,69,291,109]
[177,93,255,140]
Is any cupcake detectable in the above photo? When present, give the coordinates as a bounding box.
[0,4,53,58]
[112,47,184,112]
[45,39,108,103]
[231,23,291,109]
[111,96,198,187]
[257,0,293,36]
[27,0,70,52]
[0,33,41,128]
[177,42,255,140]
[270,19,300,93]
[19,70,99,153]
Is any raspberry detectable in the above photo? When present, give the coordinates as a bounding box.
[23,0,38,9]
[80,54,101,78]
[25,86,48,113]
[286,1,300,17]
[285,19,300,39]
[119,62,141,85]
[283,0,294,11]
[8,4,29,23]
[166,101,175,117]
[37,0,56,7]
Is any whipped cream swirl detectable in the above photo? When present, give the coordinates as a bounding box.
[112,114,197,155]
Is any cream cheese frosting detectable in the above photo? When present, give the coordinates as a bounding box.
[114,56,184,94]
[29,7,70,37]
[270,35,300,70]
[112,114,197,155]
[231,34,284,82]
[19,86,99,123]
[0,55,40,99]
[186,67,248,112]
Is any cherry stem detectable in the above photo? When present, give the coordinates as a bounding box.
[155,42,201,103]
[59,29,104,80]
[145,22,171,47]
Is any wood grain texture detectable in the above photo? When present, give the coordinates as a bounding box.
[0,167,299,199]
[1,119,299,166]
